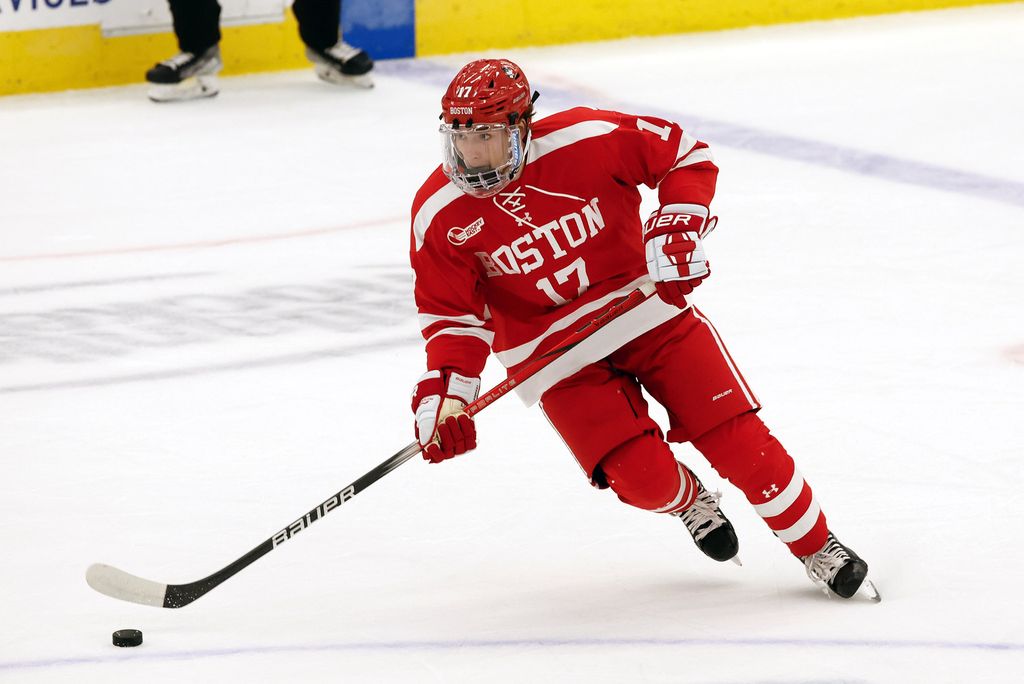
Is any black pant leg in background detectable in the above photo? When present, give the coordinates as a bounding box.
[292,0,341,51]
[167,0,222,54]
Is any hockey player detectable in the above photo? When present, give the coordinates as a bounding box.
[145,0,373,102]
[409,59,878,601]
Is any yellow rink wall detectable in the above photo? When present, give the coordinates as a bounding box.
[0,0,1017,96]
[0,15,310,96]
[415,0,1019,54]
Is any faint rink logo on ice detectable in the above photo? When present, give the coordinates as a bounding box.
[0,272,416,366]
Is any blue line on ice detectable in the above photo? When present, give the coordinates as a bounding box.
[380,60,1024,209]
[2,636,1021,672]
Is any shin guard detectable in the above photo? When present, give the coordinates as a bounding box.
[693,413,828,557]
[599,435,697,514]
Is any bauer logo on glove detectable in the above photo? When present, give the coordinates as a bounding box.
[643,209,699,236]
[411,370,481,463]
[643,203,717,308]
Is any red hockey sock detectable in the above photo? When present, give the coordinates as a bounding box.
[599,434,697,514]
[692,412,828,557]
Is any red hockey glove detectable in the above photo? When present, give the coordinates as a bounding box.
[411,370,481,463]
[643,203,717,308]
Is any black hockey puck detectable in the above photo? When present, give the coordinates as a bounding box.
[112,629,143,647]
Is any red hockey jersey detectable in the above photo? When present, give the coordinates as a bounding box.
[409,107,719,404]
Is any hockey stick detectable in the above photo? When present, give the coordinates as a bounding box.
[86,282,657,608]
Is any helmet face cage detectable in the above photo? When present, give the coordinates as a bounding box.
[440,122,525,198]
[439,59,536,198]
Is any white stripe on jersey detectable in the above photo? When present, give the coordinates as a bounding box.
[523,184,587,202]
[495,275,650,368]
[512,286,683,406]
[425,326,495,346]
[418,311,489,332]
[527,120,618,165]
[675,130,699,163]
[413,182,462,251]
[670,147,715,172]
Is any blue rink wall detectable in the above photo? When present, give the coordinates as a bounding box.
[342,0,415,61]
[0,0,1015,95]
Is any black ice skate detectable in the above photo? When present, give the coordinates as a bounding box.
[800,532,880,601]
[673,479,741,564]
[305,41,374,88]
[145,45,222,103]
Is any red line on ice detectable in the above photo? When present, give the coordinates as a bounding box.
[0,217,403,262]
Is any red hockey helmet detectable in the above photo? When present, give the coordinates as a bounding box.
[441,59,534,127]
[439,59,538,198]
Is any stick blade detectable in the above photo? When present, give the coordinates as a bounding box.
[86,563,168,607]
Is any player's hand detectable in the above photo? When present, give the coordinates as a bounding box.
[643,203,716,308]
[411,370,481,463]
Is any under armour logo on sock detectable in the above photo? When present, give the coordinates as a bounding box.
[763,484,779,499]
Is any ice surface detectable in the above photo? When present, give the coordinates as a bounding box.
[1,4,1022,682]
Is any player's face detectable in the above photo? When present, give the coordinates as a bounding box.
[451,127,511,171]
[440,121,528,198]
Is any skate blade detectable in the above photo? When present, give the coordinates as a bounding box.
[313,65,374,89]
[818,577,882,603]
[148,75,219,103]
[859,579,882,603]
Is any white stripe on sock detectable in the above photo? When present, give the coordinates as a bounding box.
[752,468,805,519]
[655,463,692,513]
[775,500,822,543]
